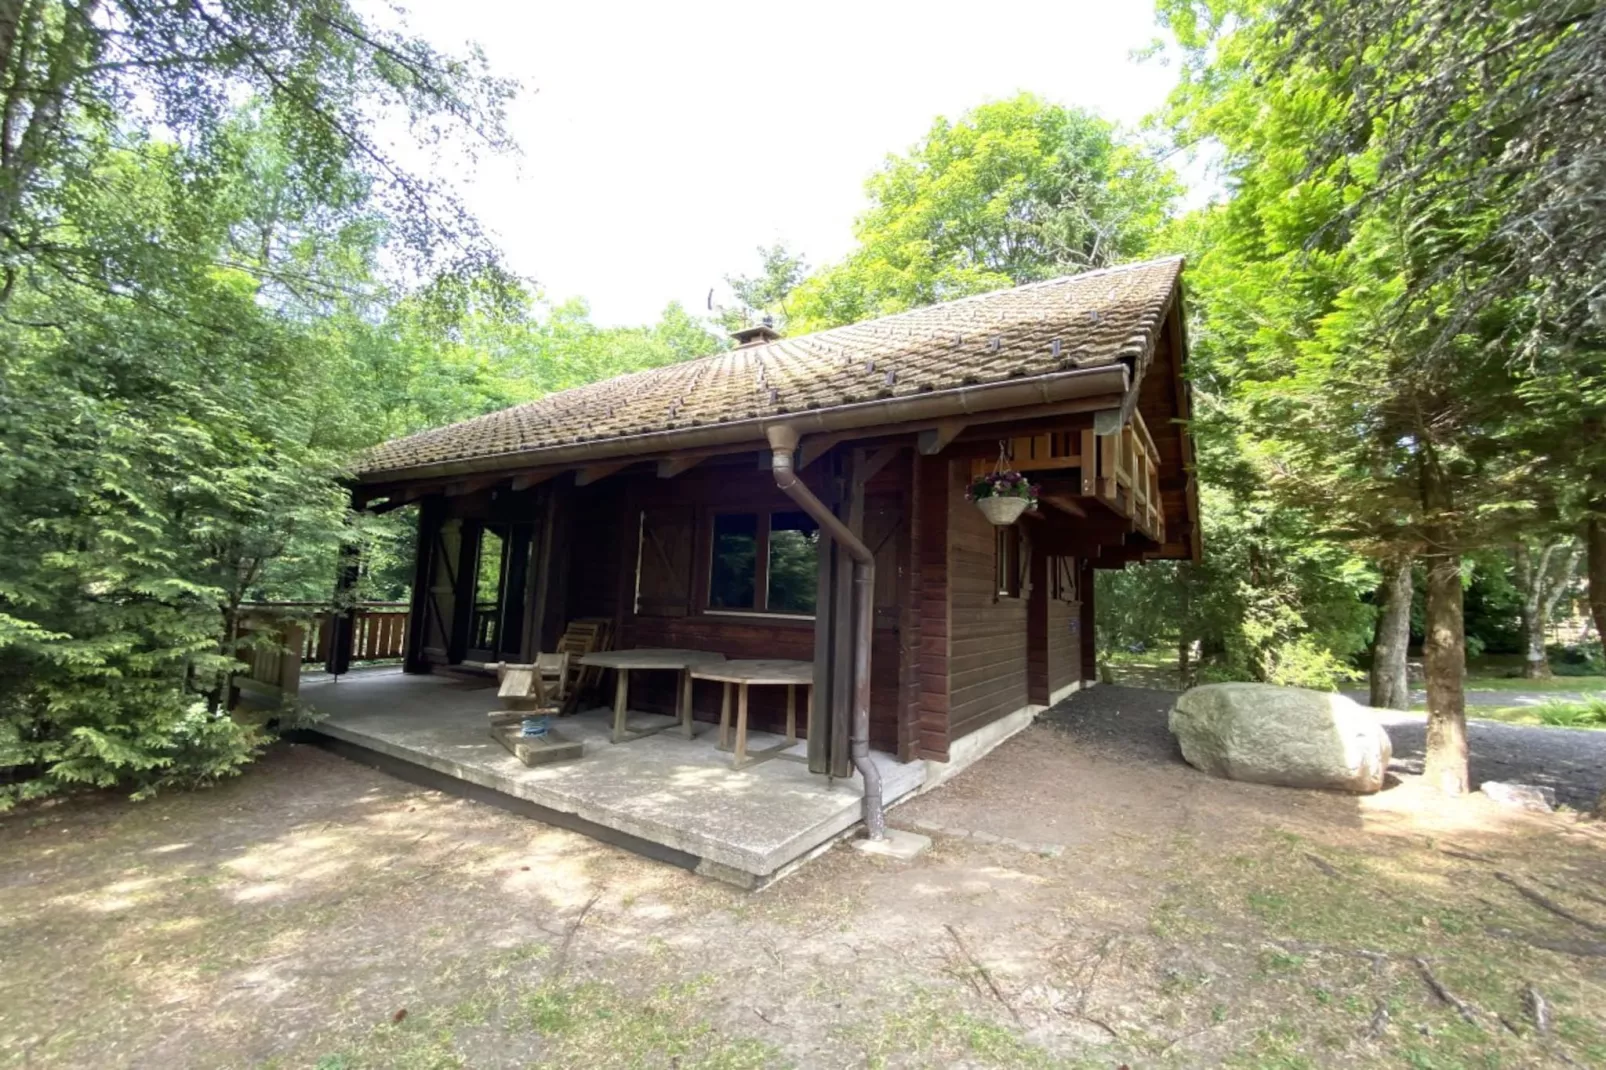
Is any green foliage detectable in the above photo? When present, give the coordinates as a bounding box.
[788,93,1181,331]
[718,243,808,333]
[1535,697,1606,730]
[0,5,725,808]
[1148,0,1589,722]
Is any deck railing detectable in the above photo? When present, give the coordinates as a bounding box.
[235,601,411,702]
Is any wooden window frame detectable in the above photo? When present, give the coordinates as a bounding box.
[994,526,1024,601]
[701,507,819,619]
[1049,554,1080,603]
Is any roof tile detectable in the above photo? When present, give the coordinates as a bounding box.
[359,256,1182,477]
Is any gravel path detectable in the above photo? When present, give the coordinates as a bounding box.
[1045,684,1606,811]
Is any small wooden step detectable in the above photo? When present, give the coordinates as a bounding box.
[491,725,584,767]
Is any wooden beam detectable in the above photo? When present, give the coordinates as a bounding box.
[856,445,902,484]
[1079,429,1096,496]
[510,469,559,492]
[1098,431,1119,500]
[800,432,851,469]
[1093,407,1123,437]
[445,474,505,497]
[656,454,702,479]
[917,418,966,456]
[574,461,631,487]
[1039,493,1087,518]
[368,488,425,515]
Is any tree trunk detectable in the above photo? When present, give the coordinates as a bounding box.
[1369,555,1413,709]
[1422,552,1469,795]
[1516,540,1554,680]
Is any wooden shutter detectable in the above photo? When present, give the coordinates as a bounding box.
[421,518,463,661]
[864,494,904,626]
[636,507,693,617]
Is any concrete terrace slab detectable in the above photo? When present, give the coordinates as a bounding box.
[299,669,925,887]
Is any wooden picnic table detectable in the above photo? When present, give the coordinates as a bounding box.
[578,648,726,743]
[688,659,813,770]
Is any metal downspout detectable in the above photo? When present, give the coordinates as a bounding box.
[765,425,886,840]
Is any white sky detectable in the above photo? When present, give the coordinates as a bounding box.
[393,0,1188,326]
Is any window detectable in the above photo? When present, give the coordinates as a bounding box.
[709,513,759,609]
[1049,555,1079,603]
[995,526,1023,600]
[707,510,820,615]
[767,511,820,614]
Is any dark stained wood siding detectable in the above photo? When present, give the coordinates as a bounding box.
[947,460,1031,743]
[1079,557,1098,681]
[1046,573,1082,699]
[1026,543,1049,706]
[557,455,911,750]
[915,453,951,760]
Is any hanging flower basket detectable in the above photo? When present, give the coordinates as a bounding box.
[966,469,1039,526]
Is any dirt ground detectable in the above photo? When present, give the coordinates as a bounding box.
[3,692,1605,1069]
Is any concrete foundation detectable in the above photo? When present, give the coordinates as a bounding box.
[301,669,925,888]
[922,701,1043,792]
[851,828,932,862]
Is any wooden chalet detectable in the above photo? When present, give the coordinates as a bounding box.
[320,256,1198,881]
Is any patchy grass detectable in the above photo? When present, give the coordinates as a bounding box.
[1149,825,1606,1069]
[305,976,780,1070]
[1101,649,1187,690]
[1462,674,1606,693]
[1425,696,1606,730]
[3,735,1604,1069]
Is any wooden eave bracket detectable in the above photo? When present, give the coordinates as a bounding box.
[368,488,425,514]
[574,460,632,487]
[445,474,507,497]
[799,432,851,469]
[656,454,703,479]
[855,444,902,484]
[510,469,560,492]
[917,418,966,456]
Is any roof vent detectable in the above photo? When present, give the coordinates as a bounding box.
[732,314,781,349]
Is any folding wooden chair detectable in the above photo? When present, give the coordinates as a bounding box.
[556,618,613,713]
[534,651,570,703]
[487,661,561,726]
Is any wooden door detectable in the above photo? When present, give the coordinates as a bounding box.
[420,518,464,665]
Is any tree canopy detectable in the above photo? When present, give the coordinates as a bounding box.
[787,94,1182,331]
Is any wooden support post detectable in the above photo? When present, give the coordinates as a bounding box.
[680,669,695,738]
[735,683,750,766]
[720,682,732,750]
[1080,429,1097,497]
[1098,431,1120,500]
[786,685,797,744]
[612,669,629,744]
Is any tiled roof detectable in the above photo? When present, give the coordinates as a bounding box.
[358,256,1184,478]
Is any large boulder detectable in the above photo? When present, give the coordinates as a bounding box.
[1169,683,1393,794]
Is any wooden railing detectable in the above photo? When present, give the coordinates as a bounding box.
[970,415,1166,542]
[234,602,411,703]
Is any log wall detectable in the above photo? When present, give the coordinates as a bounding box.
[945,460,1031,744]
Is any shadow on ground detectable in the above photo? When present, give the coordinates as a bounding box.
[3,697,1605,1069]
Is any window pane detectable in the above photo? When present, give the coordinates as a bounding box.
[471,526,505,650]
[767,511,820,613]
[709,513,758,609]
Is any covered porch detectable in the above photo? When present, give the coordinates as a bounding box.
[300,668,926,888]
